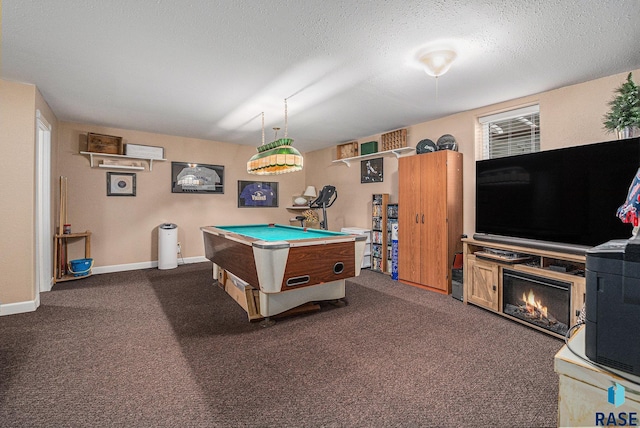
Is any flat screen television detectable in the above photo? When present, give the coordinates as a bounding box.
[475,137,640,252]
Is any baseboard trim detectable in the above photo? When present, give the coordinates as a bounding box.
[0,299,38,316]
[1,257,209,316]
[92,256,208,275]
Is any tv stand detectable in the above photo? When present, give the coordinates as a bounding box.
[462,238,586,339]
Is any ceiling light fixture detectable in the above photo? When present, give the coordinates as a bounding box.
[418,49,457,77]
[417,49,457,99]
[247,99,303,175]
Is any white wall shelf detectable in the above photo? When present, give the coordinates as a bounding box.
[98,164,144,171]
[80,151,166,171]
[286,206,313,210]
[332,147,415,167]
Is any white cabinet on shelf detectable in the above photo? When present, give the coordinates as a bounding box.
[341,227,372,269]
[80,151,166,171]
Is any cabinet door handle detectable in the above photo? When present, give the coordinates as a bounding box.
[492,285,497,291]
[422,214,425,224]
[415,214,419,223]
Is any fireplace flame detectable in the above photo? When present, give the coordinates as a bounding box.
[522,290,548,319]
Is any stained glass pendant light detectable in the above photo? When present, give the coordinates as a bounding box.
[247,99,303,175]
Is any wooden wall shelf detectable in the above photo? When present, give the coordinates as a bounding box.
[286,206,312,210]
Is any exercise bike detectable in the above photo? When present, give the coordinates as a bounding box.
[294,185,337,230]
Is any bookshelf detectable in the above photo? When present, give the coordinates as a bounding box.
[371,194,389,273]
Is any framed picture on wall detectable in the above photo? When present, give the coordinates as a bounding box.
[361,157,383,183]
[171,162,224,193]
[237,180,279,208]
[107,172,136,196]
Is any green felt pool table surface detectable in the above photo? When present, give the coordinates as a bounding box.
[215,224,349,241]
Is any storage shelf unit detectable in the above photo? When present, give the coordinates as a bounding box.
[371,194,389,273]
[386,204,398,273]
[80,151,166,171]
[54,231,92,283]
[398,151,462,294]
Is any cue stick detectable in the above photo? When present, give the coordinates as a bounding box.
[59,176,68,276]
[63,176,68,275]
[59,176,66,235]
[58,177,64,278]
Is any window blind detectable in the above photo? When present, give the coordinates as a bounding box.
[478,105,540,160]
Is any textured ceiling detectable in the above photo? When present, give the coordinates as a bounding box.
[3,1,640,152]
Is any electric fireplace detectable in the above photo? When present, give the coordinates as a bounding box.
[502,269,570,336]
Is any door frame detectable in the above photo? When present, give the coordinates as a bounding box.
[36,109,53,296]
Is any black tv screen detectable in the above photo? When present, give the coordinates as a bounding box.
[475,137,640,249]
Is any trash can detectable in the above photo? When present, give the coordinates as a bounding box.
[158,223,178,270]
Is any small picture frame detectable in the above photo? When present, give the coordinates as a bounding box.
[361,157,383,183]
[107,172,136,196]
[238,180,279,208]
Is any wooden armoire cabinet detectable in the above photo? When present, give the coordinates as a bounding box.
[398,150,463,294]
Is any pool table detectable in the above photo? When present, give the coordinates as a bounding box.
[201,224,367,318]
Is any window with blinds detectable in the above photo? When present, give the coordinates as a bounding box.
[478,105,540,160]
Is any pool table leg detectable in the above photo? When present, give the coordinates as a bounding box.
[260,317,276,328]
[328,298,348,307]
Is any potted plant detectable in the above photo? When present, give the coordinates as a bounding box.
[603,72,640,139]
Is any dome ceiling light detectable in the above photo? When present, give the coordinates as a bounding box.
[417,49,457,99]
[418,49,457,77]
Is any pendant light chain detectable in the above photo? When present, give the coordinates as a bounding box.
[261,112,265,145]
[284,98,288,138]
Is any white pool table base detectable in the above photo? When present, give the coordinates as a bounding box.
[216,266,347,324]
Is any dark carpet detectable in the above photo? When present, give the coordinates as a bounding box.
[0,263,562,427]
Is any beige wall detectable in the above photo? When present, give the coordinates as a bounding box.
[2,68,638,310]
[305,69,640,237]
[0,80,59,307]
[56,123,308,267]
[304,147,398,232]
[0,81,35,304]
